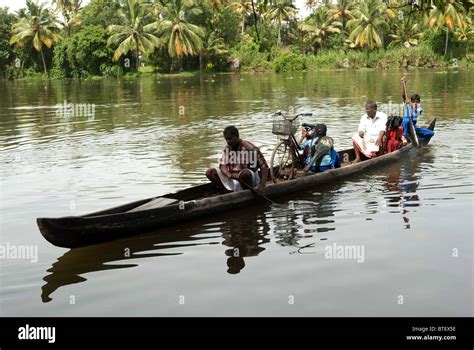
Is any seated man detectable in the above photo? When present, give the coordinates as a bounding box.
[206,126,269,192]
[401,93,434,144]
[352,101,387,163]
[300,124,341,173]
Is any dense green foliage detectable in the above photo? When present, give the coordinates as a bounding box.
[52,25,118,78]
[0,8,16,74]
[272,51,307,72]
[1,0,473,79]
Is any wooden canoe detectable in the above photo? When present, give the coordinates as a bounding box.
[37,120,435,248]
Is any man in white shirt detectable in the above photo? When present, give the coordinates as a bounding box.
[352,101,387,163]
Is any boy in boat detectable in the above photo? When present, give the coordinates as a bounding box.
[206,126,269,193]
[298,124,341,172]
[352,101,388,163]
[400,76,434,144]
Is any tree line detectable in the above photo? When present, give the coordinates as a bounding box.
[0,0,472,79]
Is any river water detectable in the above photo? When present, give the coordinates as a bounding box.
[0,70,472,316]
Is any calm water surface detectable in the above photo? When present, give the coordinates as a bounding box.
[0,70,472,316]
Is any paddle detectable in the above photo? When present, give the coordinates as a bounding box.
[401,76,419,147]
[239,179,275,205]
[303,136,334,173]
[239,179,304,209]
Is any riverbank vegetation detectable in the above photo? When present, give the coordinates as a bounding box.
[0,0,473,79]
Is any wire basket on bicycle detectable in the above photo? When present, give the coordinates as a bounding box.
[272,115,299,136]
[269,111,313,183]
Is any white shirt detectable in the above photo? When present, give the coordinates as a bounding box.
[358,111,387,141]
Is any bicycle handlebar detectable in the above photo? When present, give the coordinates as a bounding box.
[272,112,313,122]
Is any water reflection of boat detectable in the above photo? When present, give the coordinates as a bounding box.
[267,184,341,247]
[384,148,435,229]
[37,121,435,248]
[40,228,209,302]
[41,206,270,301]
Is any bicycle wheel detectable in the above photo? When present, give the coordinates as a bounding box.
[270,140,296,182]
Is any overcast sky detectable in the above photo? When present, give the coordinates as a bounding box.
[0,0,311,17]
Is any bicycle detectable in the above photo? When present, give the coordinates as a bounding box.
[269,111,314,182]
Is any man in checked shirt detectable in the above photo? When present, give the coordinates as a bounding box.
[206,126,269,193]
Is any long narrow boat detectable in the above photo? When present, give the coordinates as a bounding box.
[37,120,436,248]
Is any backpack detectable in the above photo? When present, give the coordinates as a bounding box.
[304,136,334,172]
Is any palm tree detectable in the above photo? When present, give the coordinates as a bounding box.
[328,0,356,31]
[52,0,81,35]
[10,0,62,74]
[347,0,389,52]
[417,1,458,12]
[428,0,468,56]
[456,16,473,42]
[265,0,298,46]
[304,0,317,12]
[388,19,422,48]
[383,0,400,21]
[153,0,205,69]
[299,6,342,53]
[52,0,73,17]
[200,31,228,69]
[210,0,225,10]
[313,0,332,7]
[230,0,253,35]
[107,0,160,70]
